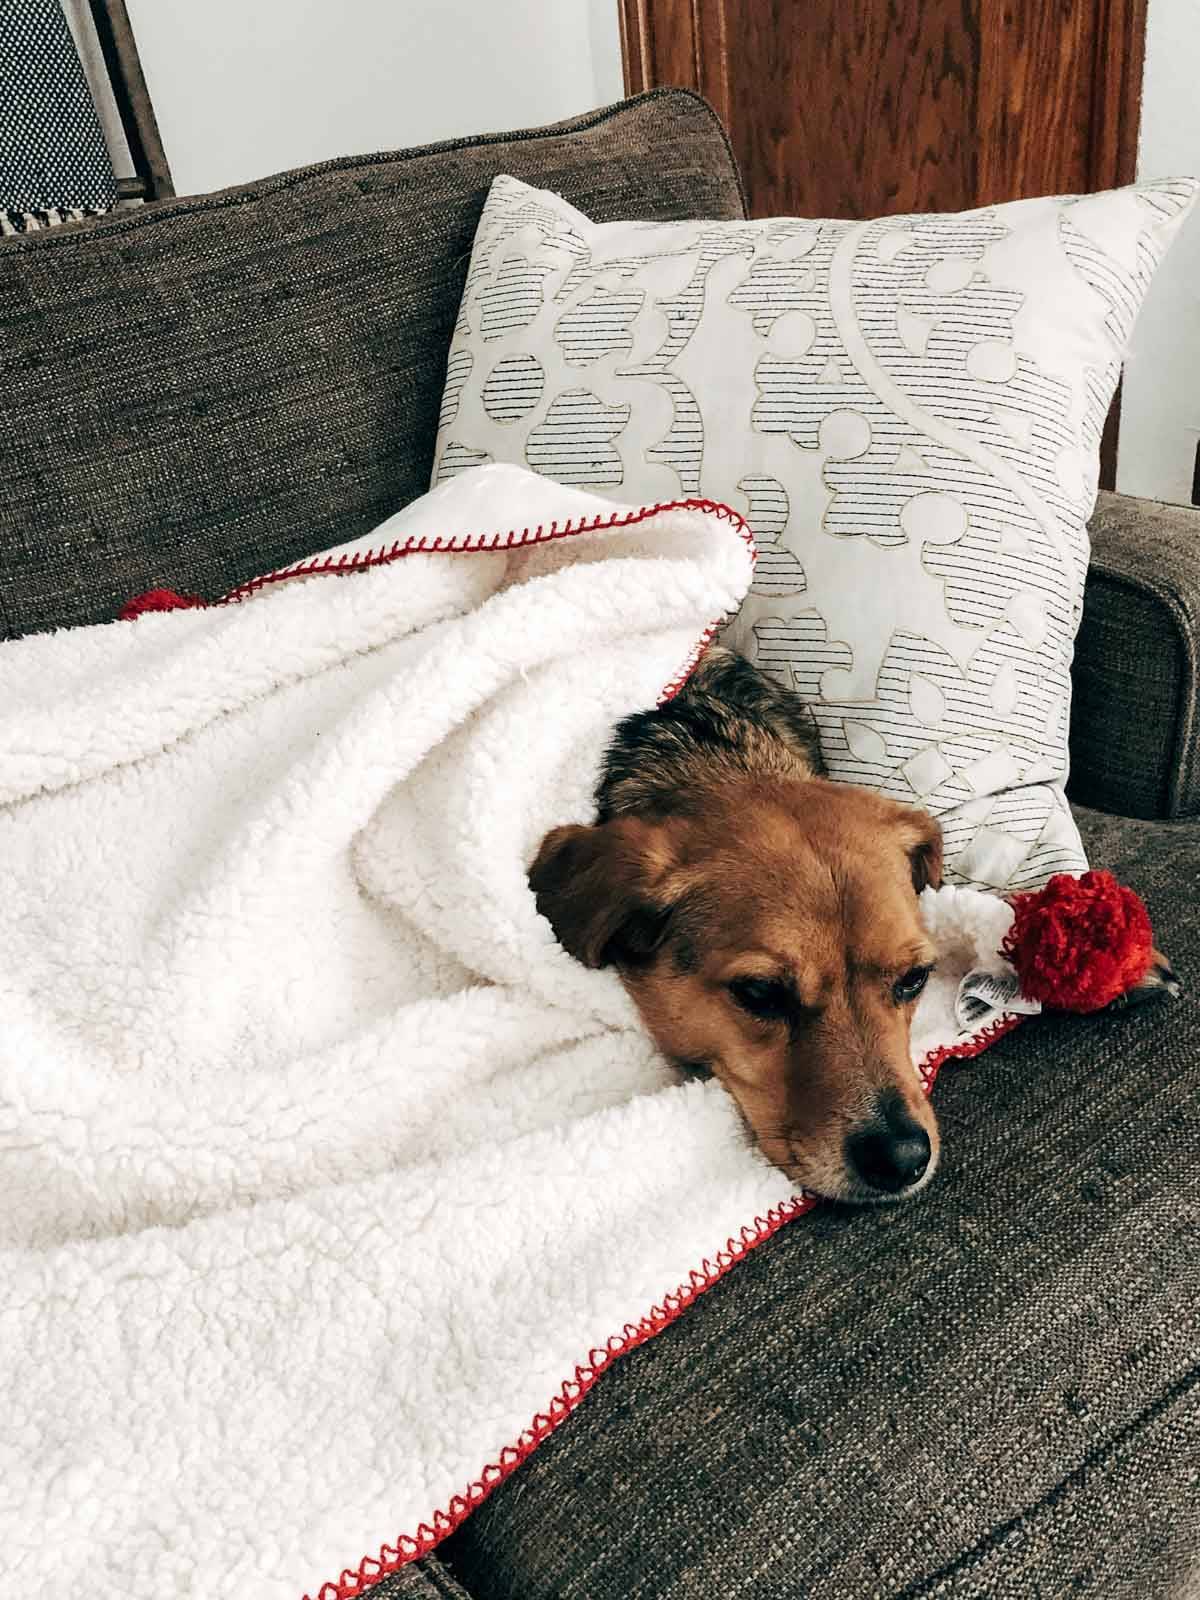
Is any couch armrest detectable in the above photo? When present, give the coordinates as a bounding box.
[1069,491,1200,819]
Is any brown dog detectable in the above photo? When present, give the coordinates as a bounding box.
[530,648,944,1203]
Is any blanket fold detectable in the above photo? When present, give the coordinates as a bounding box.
[0,464,1019,1600]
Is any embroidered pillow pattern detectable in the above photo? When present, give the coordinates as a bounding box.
[432,175,1197,890]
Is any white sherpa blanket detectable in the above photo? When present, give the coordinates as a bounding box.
[0,464,1028,1600]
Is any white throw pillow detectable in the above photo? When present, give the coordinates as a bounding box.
[431,173,1197,890]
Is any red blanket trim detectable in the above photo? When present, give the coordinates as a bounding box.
[915,1011,1025,1092]
[304,1014,1025,1600]
[121,499,754,599]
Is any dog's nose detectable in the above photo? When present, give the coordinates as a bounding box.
[845,1093,931,1194]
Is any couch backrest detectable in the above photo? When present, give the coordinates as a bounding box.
[0,90,745,639]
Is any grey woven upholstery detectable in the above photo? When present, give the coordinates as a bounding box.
[1070,491,1200,821]
[366,1556,476,1599]
[0,90,744,640]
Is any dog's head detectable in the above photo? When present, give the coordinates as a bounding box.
[530,777,943,1202]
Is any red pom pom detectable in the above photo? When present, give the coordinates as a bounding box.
[1002,869,1154,1012]
[118,588,207,621]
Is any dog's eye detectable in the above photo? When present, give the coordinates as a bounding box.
[893,964,933,1004]
[728,976,794,1020]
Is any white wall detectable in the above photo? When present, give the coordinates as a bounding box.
[1117,0,1200,505]
[123,0,625,197]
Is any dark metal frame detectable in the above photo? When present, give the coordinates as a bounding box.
[86,0,174,201]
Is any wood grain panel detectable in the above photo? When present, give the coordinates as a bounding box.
[722,0,982,219]
[975,0,1145,203]
[620,0,699,98]
[1088,0,1149,189]
[976,0,1094,204]
[622,0,1146,215]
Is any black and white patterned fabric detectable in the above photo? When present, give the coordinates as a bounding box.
[433,173,1198,893]
[0,0,117,224]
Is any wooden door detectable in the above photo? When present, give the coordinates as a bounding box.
[618,0,1147,479]
[619,0,1145,218]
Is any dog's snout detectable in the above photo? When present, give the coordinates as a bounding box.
[845,1092,931,1194]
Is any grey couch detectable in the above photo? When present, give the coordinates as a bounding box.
[2,90,1197,1600]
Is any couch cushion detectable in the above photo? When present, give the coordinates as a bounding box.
[442,804,1200,1599]
[364,1555,476,1599]
[0,89,744,641]
[1070,491,1200,821]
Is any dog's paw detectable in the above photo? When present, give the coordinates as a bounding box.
[1107,948,1182,1011]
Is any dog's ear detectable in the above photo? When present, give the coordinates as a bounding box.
[898,808,943,893]
[529,817,676,969]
